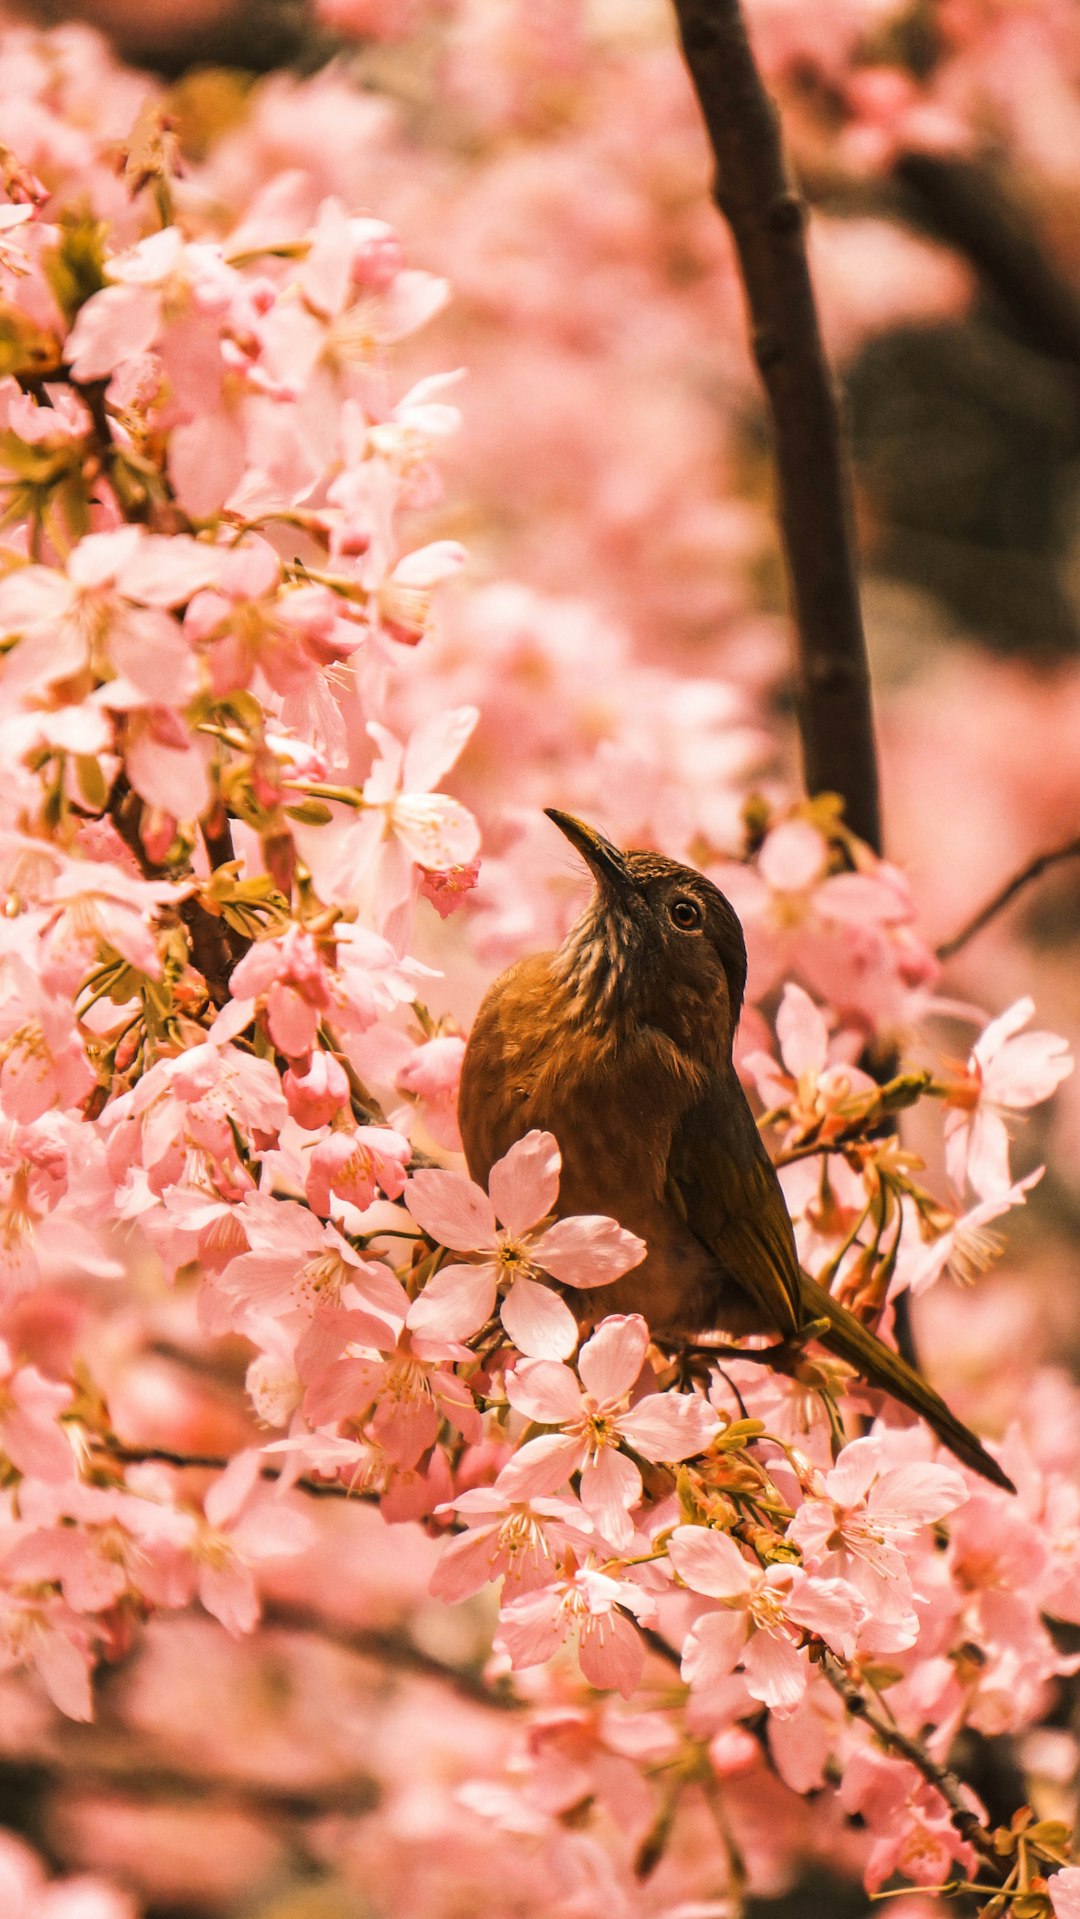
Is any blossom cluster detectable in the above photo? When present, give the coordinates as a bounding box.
[0,11,1074,1919]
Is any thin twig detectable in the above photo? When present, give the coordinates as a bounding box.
[936,833,1080,961]
[823,1656,1003,1873]
[670,0,881,851]
[89,1438,380,1504]
[264,1602,520,1712]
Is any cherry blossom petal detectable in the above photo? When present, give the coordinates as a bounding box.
[742,1629,809,1712]
[204,1449,262,1530]
[681,1608,747,1690]
[871,1462,968,1528]
[983,1031,1073,1107]
[64,283,160,379]
[505,1357,582,1424]
[401,705,479,793]
[617,1389,720,1463]
[532,1215,647,1287]
[34,1627,93,1721]
[406,1261,497,1342]
[199,1560,260,1638]
[577,1314,649,1406]
[488,1130,561,1238]
[500,1274,579,1360]
[393,795,480,871]
[1049,1867,1080,1919]
[579,1445,642,1549]
[579,1608,644,1699]
[430,1524,503,1603]
[496,1432,584,1500]
[758,819,827,892]
[404,1168,497,1251]
[668,1525,753,1598]
[775,982,828,1079]
[496,1588,563,1673]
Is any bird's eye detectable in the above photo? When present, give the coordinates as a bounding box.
[669,896,703,931]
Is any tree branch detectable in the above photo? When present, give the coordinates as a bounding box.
[936,833,1080,961]
[89,1437,381,1503]
[670,0,881,851]
[895,152,1080,370]
[822,1657,1004,1873]
[264,1602,520,1712]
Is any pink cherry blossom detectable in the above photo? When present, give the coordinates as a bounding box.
[195,1450,314,1637]
[742,980,876,1138]
[305,1124,411,1215]
[496,1559,658,1699]
[787,1436,967,1645]
[431,1481,595,1603]
[0,1338,73,1482]
[838,1747,977,1893]
[899,1172,1042,1295]
[499,1314,719,1548]
[668,1524,861,1712]
[944,998,1073,1199]
[215,1192,372,1324]
[228,925,333,1059]
[281,1048,350,1128]
[329,709,481,925]
[404,1130,646,1359]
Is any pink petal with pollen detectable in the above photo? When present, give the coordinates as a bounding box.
[618,1390,720,1463]
[532,1216,647,1287]
[496,1588,563,1672]
[506,1358,582,1425]
[488,1130,561,1238]
[577,1314,649,1406]
[404,1168,497,1251]
[406,1261,497,1342]
[393,795,480,871]
[579,1607,644,1698]
[501,1277,579,1362]
[669,1525,753,1598]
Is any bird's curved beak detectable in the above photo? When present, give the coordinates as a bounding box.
[544,809,637,903]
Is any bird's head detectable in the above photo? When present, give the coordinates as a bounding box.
[546,809,747,1056]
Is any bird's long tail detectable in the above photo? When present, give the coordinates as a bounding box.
[799,1272,1015,1493]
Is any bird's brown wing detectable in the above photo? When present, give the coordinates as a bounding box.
[665,1069,803,1339]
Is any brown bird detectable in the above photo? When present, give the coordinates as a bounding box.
[458,808,1014,1493]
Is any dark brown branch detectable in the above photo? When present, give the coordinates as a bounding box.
[90,1438,380,1503]
[896,153,1080,370]
[936,833,1080,961]
[264,1602,520,1712]
[670,0,881,852]
[823,1657,1003,1873]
